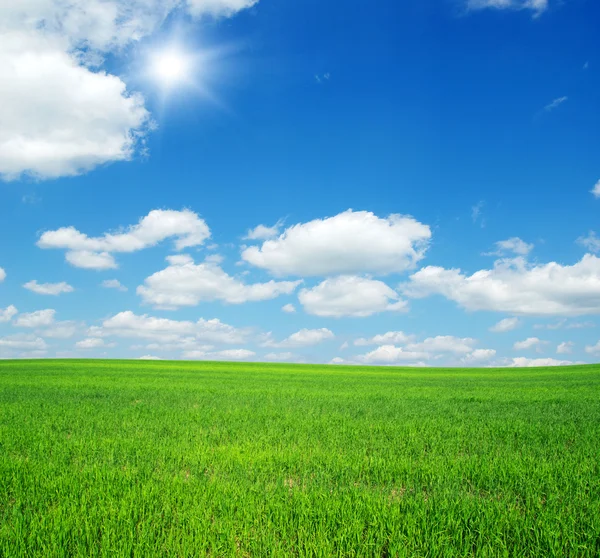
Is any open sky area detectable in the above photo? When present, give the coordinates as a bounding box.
[0,0,599,367]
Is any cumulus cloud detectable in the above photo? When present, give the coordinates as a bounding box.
[281,303,296,313]
[263,352,294,361]
[354,331,416,346]
[556,341,573,354]
[0,267,5,282]
[182,348,256,360]
[262,328,334,348]
[462,349,497,363]
[355,345,430,365]
[584,341,600,354]
[0,305,18,323]
[402,254,600,316]
[405,336,477,355]
[244,221,283,240]
[591,180,600,199]
[90,310,251,347]
[101,279,127,291]
[0,0,259,180]
[75,337,108,349]
[137,255,301,308]
[467,0,548,16]
[505,357,578,367]
[513,337,548,351]
[242,210,431,277]
[299,276,407,317]
[0,334,47,351]
[38,209,210,269]
[23,280,74,295]
[14,309,56,328]
[40,321,79,339]
[490,317,520,332]
[138,354,162,360]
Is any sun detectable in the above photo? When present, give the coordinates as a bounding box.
[151,49,191,87]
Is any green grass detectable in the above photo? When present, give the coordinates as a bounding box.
[1,359,599,557]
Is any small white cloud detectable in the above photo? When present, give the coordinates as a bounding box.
[0,267,6,282]
[490,317,520,332]
[0,334,47,351]
[577,231,600,253]
[330,357,346,364]
[340,341,349,350]
[0,305,18,323]
[138,355,161,360]
[556,341,573,354]
[299,276,407,318]
[23,280,74,295]
[506,357,577,367]
[182,348,256,360]
[244,221,283,241]
[354,331,416,346]
[76,338,108,349]
[487,237,533,257]
[40,321,79,339]
[14,309,56,328]
[356,345,430,365]
[262,328,334,348]
[513,337,547,351]
[467,0,548,16]
[263,352,294,361]
[471,201,485,228]
[406,336,477,355]
[544,96,568,112]
[591,180,600,199]
[101,279,128,291]
[462,349,497,363]
[282,303,296,313]
[584,341,600,354]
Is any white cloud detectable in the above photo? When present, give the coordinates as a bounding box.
[263,352,294,361]
[262,328,334,348]
[75,337,107,349]
[462,349,497,363]
[534,319,595,330]
[406,336,477,355]
[40,321,79,339]
[577,231,600,253]
[92,310,251,346]
[101,279,127,291]
[505,357,578,367]
[584,341,600,354]
[544,96,568,112]
[244,221,283,241]
[38,209,210,269]
[14,309,56,328]
[281,303,296,313]
[241,210,431,277]
[186,0,258,18]
[490,317,520,332]
[513,337,547,351]
[557,341,573,354]
[0,334,47,351]
[354,331,415,346]
[0,305,18,323]
[137,256,301,308]
[330,357,346,364]
[182,348,256,360]
[0,267,5,282]
[139,354,161,360]
[487,237,533,256]
[467,0,548,15]
[299,276,407,318]
[591,180,600,199]
[356,345,430,365]
[403,254,600,316]
[23,280,74,295]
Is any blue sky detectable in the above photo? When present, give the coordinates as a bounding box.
[1,0,599,366]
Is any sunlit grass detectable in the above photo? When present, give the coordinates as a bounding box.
[1,359,599,556]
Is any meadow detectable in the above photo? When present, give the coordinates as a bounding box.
[0,359,599,557]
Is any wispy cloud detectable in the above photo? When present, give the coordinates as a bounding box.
[544,96,568,112]
[467,0,549,17]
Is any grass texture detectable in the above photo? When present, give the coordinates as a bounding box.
[1,359,599,557]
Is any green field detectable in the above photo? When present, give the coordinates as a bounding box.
[1,360,599,557]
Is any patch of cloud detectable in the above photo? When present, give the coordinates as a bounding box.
[299,276,408,318]
[471,201,485,228]
[244,220,283,241]
[14,309,56,328]
[591,180,600,199]
[23,280,74,295]
[281,303,296,313]
[182,348,256,360]
[0,267,5,282]
[405,336,477,355]
[101,279,128,291]
[263,352,294,361]
[513,337,548,351]
[241,210,431,277]
[402,254,600,316]
[138,354,162,360]
[556,341,573,354]
[0,305,18,323]
[137,255,301,308]
[577,231,600,253]
[534,319,595,330]
[544,96,568,112]
[490,317,520,332]
[486,237,533,257]
[262,328,334,348]
[75,337,108,349]
[0,334,47,351]
[90,311,251,347]
[354,331,416,346]
[40,321,79,339]
[462,349,497,363]
[467,0,549,16]
[355,345,430,365]
[38,209,210,269]
[584,341,600,354]
[504,357,579,367]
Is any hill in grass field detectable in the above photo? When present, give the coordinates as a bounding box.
[1,359,599,556]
